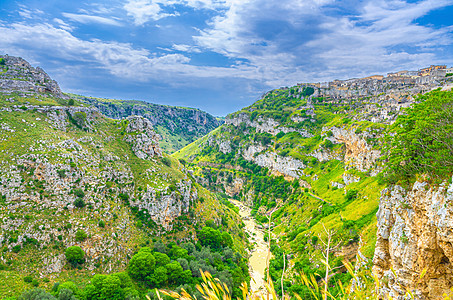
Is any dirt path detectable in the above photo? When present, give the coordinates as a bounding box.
[230,200,270,293]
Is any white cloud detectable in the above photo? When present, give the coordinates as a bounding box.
[62,13,123,26]
[124,0,178,25]
[172,44,202,53]
[18,6,44,19]
[53,18,74,31]
[123,0,230,25]
[192,0,453,84]
[0,22,262,84]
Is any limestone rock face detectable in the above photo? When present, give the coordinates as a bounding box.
[0,55,65,98]
[225,113,312,137]
[373,178,453,299]
[124,116,162,158]
[253,151,306,178]
[329,126,381,174]
[224,178,244,197]
[130,180,196,231]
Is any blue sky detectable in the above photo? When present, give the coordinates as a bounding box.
[0,0,452,116]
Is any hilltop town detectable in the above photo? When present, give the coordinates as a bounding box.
[298,64,453,104]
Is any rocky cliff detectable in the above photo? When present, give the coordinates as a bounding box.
[78,96,223,153]
[0,55,65,98]
[373,178,453,299]
[0,93,235,289]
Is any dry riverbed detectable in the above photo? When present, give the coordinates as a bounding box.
[230,199,271,294]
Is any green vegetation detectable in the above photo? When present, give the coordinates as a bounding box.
[68,94,222,153]
[17,234,248,299]
[65,246,85,267]
[174,82,387,299]
[383,90,453,183]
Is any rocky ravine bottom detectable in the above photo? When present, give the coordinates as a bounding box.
[231,200,272,295]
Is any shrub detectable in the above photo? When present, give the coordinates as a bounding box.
[161,157,171,167]
[75,230,87,242]
[24,276,33,283]
[73,188,85,198]
[74,198,85,208]
[128,250,156,281]
[119,193,129,203]
[72,112,87,127]
[12,245,21,253]
[18,288,56,300]
[65,246,84,266]
[98,220,105,228]
[57,170,66,178]
[68,99,75,106]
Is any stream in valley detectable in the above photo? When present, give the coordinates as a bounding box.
[230,199,271,294]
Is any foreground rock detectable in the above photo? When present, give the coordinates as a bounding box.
[373,177,453,299]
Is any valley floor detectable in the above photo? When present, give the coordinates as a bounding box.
[231,200,271,294]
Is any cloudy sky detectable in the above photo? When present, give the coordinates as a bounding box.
[1,0,452,115]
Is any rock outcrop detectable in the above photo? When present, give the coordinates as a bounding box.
[0,55,65,97]
[124,116,162,158]
[328,126,381,174]
[225,113,312,137]
[373,177,453,299]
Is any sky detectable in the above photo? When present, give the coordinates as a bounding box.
[0,0,453,116]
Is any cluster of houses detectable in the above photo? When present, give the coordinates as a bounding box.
[299,65,453,102]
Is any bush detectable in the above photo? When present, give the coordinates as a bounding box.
[75,230,87,242]
[12,245,21,253]
[128,249,156,281]
[73,188,85,198]
[65,246,84,266]
[72,112,87,127]
[68,99,75,106]
[383,90,453,182]
[98,220,105,228]
[18,288,56,300]
[74,198,85,208]
[161,157,171,167]
[24,276,33,283]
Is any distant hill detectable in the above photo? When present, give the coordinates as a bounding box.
[72,95,223,153]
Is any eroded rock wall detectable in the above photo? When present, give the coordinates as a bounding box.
[373,177,453,299]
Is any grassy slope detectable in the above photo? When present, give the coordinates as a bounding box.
[173,85,386,282]
[0,93,245,297]
[67,94,221,154]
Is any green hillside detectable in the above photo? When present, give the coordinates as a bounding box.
[70,95,222,154]
[174,85,389,296]
[0,92,247,298]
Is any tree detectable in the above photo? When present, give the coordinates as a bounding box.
[74,198,85,208]
[221,232,233,248]
[149,266,168,287]
[65,246,84,266]
[198,227,222,250]
[18,288,56,300]
[57,288,77,300]
[100,275,124,300]
[75,230,87,242]
[154,252,170,267]
[72,112,87,128]
[166,261,183,285]
[68,99,75,106]
[57,281,79,299]
[128,251,156,281]
[383,90,453,182]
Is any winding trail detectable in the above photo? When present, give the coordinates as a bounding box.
[230,200,270,293]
